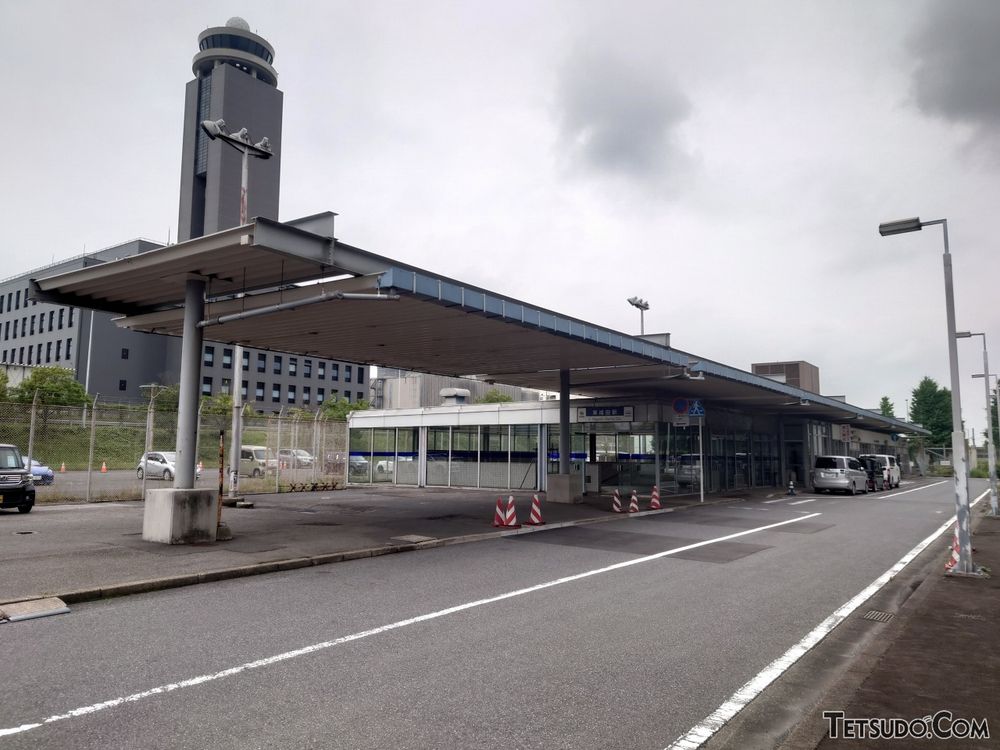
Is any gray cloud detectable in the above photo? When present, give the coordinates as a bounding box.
[908,1,1000,128]
[555,46,693,187]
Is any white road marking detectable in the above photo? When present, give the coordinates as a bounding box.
[665,488,989,750]
[762,498,786,504]
[0,513,822,739]
[881,480,947,499]
[788,498,816,506]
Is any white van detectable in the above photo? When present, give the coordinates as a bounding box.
[240,445,275,477]
[859,454,901,488]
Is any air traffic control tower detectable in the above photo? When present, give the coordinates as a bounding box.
[177,17,283,242]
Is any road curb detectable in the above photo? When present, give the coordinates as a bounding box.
[4,494,739,608]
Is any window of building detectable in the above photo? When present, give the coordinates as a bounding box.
[331,363,339,380]
[121,348,129,360]
[38,315,44,334]
[345,365,352,383]
[58,309,64,329]
[304,359,312,378]
[242,350,249,371]
[6,293,12,311]
[257,352,266,372]
[318,361,326,378]
[357,392,364,403]
[344,391,351,403]
[0,295,3,314]
[303,386,311,404]
[21,317,26,336]
[241,380,248,400]
[221,378,231,395]
[317,387,325,404]
[26,345,33,365]
[46,341,52,363]
[55,340,61,360]
[202,376,213,396]
[271,384,280,403]
[289,357,298,377]
[65,338,72,359]
[29,315,35,336]
[273,355,282,375]
[68,308,74,327]
[119,379,127,391]
[255,382,265,401]
[357,368,365,385]
[48,310,54,330]
[222,348,233,369]
[18,346,24,363]
[287,384,296,404]
[331,389,338,400]
[15,290,20,309]
[204,345,215,367]
[3,321,8,340]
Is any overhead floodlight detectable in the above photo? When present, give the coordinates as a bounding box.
[200,118,228,139]
[627,296,650,311]
[878,217,923,236]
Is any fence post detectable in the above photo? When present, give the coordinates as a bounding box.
[275,407,284,493]
[86,395,100,503]
[312,414,320,483]
[26,390,39,471]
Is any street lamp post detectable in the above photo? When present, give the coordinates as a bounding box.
[879,217,977,574]
[965,335,999,516]
[627,296,649,335]
[201,119,272,500]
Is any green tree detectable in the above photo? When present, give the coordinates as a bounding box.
[320,397,369,421]
[910,376,952,447]
[0,369,8,402]
[878,396,895,417]
[11,366,89,405]
[200,393,233,415]
[476,388,513,404]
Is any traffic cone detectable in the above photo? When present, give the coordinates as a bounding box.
[525,494,545,525]
[59,462,66,473]
[944,526,962,572]
[502,495,521,528]
[649,485,661,510]
[100,461,108,473]
[628,489,639,513]
[492,496,506,527]
[612,489,623,513]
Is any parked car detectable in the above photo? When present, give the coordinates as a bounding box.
[859,455,888,492]
[278,448,314,468]
[240,445,276,477]
[22,457,55,485]
[0,444,35,513]
[136,451,201,481]
[811,455,869,495]
[859,454,901,489]
[348,455,370,477]
[675,454,701,487]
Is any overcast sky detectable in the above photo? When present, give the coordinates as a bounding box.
[3,1,999,439]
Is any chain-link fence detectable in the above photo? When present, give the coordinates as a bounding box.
[0,400,348,503]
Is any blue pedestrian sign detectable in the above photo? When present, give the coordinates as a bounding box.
[688,400,705,417]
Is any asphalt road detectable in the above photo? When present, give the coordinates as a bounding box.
[0,481,967,749]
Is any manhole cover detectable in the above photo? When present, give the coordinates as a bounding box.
[862,609,894,623]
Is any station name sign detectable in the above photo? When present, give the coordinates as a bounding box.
[578,406,634,422]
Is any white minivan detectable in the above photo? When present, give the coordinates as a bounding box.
[812,455,869,495]
[859,454,901,488]
[240,445,275,477]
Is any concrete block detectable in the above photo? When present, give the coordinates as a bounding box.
[546,473,581,504]
[142,488,219,544]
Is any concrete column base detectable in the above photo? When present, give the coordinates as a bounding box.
[546,473,581,504]
[142,488,218,544]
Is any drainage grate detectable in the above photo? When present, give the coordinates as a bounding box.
[862,609,894,623]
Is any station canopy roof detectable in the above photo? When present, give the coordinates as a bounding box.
[32,212,923,435]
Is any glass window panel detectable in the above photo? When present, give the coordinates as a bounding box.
[427,427,450,486]
[450,427,478,487]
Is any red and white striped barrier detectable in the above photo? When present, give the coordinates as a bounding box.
[628,489,639,513]
[944,526,961,572]
[525,494,545,525]
[649,485,661,510]
[612,489,623,513]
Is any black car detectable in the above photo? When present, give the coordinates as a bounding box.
[860,456,888,492]
[0,444,36,513]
